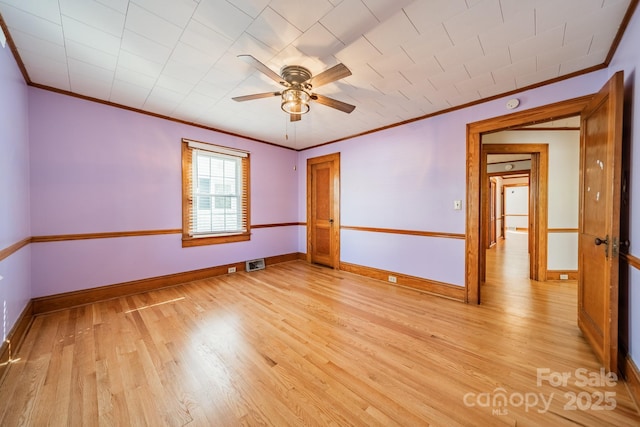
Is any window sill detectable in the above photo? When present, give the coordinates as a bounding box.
[182,232,250,247]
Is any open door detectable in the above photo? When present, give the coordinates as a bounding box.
[307,153,340,268]
[578,71,623,373]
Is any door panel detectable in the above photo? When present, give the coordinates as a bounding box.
[307,153,340,268]
[578,71,623,373]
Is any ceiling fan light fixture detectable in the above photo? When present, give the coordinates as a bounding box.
[281,88,310,115]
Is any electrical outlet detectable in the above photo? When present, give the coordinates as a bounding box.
[388,275,397,283]
[228,267,237,273]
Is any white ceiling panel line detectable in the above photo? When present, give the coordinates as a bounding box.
[0,0,634,149]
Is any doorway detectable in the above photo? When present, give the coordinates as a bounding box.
[466,73,623,373]
[482,144,548,283]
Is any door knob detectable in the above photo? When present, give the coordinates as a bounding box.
[595,236,609,246]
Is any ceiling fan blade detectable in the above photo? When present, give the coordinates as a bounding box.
[232,92,281,102]
[309,63,352,88]
[290,113,301,122]
[311,94,356,113]
[238,54,285,86]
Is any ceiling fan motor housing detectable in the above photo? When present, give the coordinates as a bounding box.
[280,65,312,87]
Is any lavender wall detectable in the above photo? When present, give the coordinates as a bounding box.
[0,40,30,340]
[609,5,640,368]
[298,70,609,287]
[28,88,298,297]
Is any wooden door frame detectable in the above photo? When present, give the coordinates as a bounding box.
[483,147,547,283]
[488,177,497,248]
[306,153,341,268]
[466,95,593,304]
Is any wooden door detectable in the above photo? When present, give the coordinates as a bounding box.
[578,71,623,373]
[307,153,340,268]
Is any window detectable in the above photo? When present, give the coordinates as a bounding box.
[182,139,250,247]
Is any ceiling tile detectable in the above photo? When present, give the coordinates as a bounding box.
[478,8,534,52]
[9,28,66,63]
[18,51,69,89]
[403,0,467,36]
[294,22,345,59]
[193,0,253,40]
[110,79,152,108]
[268,45,328,73]
[0,4,64,45]
[565,1,629,44]
[464,47,511,77]
[535,0,603,33]
[0,0,61,23]
[62,15,121,56]
[515,64,560,88]
[335,36,381,66]
[590,28,620,54]
[446,89,481,107]
[121,29,172,65]
[192,79,230,100]
[180,19,233,57]
[66,39,118,71]
[478,78,516,98]
[371,71,413,95]
[559,49,608,75]
[368,47,415,76]
[228,33,277,62]
[144,86,186,115]
[320,0,379,45]
[443,0,502,45]
[400,60,444,85]
[455,72,494,94]
[360,0,414,22]
[162,55,210,85]
[69,73,112,99]
[496,0,531,21]
[428,64,470,90]
[537,38,591,71]
[228,0,270,19]
[124,3,182,48]
[67,57,114,98]
[131,0,198,28]
[117,50,164,79]
[156,73,196,96]
[365,8,419,54]
[59,0,125,37]
[68,57,114,82]
[491,57,536,82]
[202,52,261,89]
[269,0,334,32]
[401,25,453,64]
[114,66,157,89]
[509,26,564,63]
[435,37,483,70]
[96,0,128,14]
[245,7,302,52]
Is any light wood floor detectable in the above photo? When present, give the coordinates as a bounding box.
[1,237,639,426]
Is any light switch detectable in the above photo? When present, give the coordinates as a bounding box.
[454,200,462,210]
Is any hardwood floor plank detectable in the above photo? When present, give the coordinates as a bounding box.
[1,240,639,425]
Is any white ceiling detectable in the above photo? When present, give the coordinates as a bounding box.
[0,0,633,149]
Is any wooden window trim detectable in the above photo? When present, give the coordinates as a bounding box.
[181,139,251,247]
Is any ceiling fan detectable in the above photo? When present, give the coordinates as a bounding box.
[232,55,356,122]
